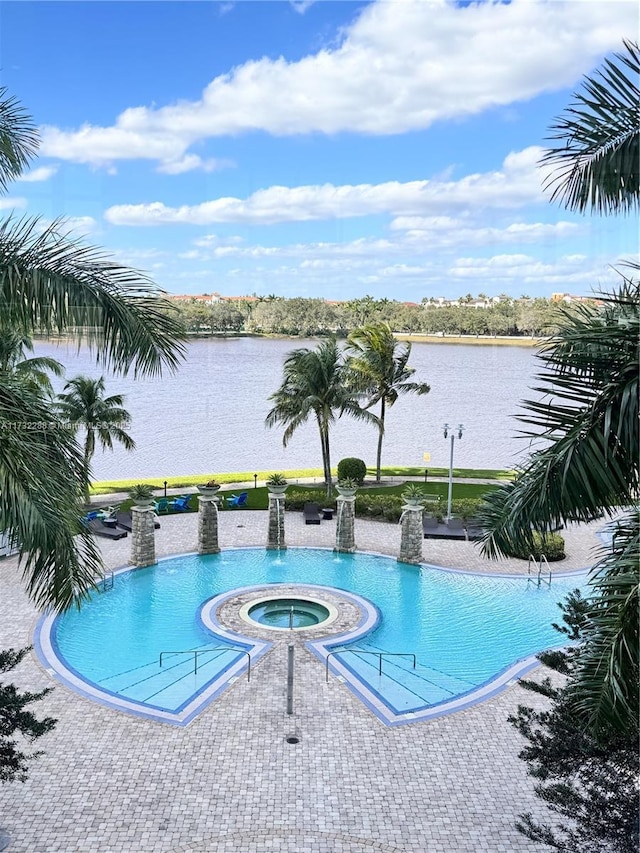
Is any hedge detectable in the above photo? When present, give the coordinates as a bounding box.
[507,531,566,561]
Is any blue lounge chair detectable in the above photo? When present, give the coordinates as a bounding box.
[153,498,170,514]
[169,495,192,512]
[226,492,248,508]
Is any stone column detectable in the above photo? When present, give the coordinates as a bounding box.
[398,504,423,565]
[334,495,356,553]
[198,496,220,554]
[131,506,157,568]
[266,493,287,550]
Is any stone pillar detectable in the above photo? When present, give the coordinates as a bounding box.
[398,504,423,565]
[266,493,287,550]
[198,496,220,554]
[334,495,356,553]
[131,506,157,568]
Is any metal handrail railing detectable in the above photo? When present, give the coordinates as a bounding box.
[159,648,251,680]
[527,555,552,587]
[326,650,416,682]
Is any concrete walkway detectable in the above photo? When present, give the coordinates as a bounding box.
[0,512,604,853]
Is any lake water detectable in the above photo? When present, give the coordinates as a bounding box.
[35,337,541,480]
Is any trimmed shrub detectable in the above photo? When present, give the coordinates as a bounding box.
[337,457,367,485]
[508,531,566,561]
[354,493,403,523]
[285,489,328,511]
[450,498,483,520]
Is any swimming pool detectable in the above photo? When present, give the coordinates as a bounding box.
[35,548,587,726]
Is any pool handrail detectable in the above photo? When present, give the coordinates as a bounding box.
[159,647,251,680]
[326,650,416,682]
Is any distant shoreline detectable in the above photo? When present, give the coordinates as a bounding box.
[180,331,543,347]
[38,330,542,349]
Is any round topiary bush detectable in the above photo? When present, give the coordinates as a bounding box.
[508,531,566,561]
[337,457,367,485]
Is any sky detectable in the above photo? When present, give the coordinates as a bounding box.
[0,0,637,302]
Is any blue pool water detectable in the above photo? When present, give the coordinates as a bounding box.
[41,548,587,725]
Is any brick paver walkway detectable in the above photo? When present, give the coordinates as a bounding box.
[0,511,604,852]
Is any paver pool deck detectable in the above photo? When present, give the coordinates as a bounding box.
[0,510,605,852]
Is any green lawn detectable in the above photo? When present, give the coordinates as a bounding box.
[90,466,513,496]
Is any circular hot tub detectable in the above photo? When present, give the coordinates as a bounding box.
[240,596,337,631]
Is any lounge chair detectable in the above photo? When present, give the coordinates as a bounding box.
[153,498,170,514]
[84,518,128,540]
[169,495,192,512]
[226,492,248,508]
[114,511,160,532]
[302,502,322,525]
[465,521,485,541]
[422,515,466,540]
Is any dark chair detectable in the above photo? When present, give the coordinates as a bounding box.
[114,511,160,532]
[422,515,439,532]
[84,518,128,540]
[465,522,484,541]
[303,502,322,525]
[226,492,248,508]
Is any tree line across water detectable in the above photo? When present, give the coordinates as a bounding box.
[167,292,570,338]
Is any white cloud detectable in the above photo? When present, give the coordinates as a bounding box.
[59,216,99,235]
[38,0,636,167]
[290,0,316,14]
[0,197,27,210]
[16,165,58,182]
[156,154,235,175]
[104,146,551,226]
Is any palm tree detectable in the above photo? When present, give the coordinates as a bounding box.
[481,39,640,737]
[346,322,430,481]
[479,270,639,732]
[541,39,639,215]
[0,324,64,394]
[56,376,135,499]
[0,87,186,611]
[265,337,377,496]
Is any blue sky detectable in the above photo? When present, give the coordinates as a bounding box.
[1,0,637,301]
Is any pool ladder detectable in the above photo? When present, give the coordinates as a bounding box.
[100,572,114,591]
[527,554,551,587]
[159,648,252,680]
[325,650,416,682]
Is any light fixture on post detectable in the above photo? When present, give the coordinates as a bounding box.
[443,423,464,520]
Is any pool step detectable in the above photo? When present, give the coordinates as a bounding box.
[334,647,477,713]
[97,647,244,711]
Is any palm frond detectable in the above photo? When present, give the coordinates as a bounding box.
[0,376,102,610]
[479,272,639,559]
[0,88,39,193]
[568,510,640,734]
[541,39,640,214]
[0,216,187,377]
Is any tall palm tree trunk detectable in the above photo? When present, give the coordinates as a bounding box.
[375,397,386,482]
[82,429,95,502]
[318,414,332,498]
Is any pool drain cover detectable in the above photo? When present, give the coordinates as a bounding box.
[286,736,300,744]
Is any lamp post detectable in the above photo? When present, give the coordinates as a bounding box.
[443,423,464,520]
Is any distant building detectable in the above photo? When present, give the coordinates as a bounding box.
[551,293,604,305]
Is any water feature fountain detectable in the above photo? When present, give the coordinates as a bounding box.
[334,495,356,553]
[197,494,220,554]
[398,503,424,565]
[266,493,287,551]
[130,505,157,567]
